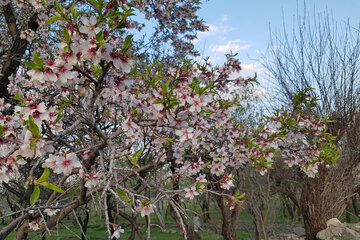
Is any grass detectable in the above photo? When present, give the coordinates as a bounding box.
[5,195,360,239]
[0,203,275,240]
[0,201,302,240]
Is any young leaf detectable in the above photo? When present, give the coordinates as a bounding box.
[123,35,133,51]
[30,185,40,206]
[88,0,101,10]
[55,2,68,19]
[152,99,164,104]
[133,147,143,159]
[116,189,132,203]
[161,80,171,97]
[116,189,126,198]
[23,61,41,71]
[30,138,37,150]
[28,116,40,137]
[128,157,140,168]
[33,52,43,69]
[63,28,71,45]
[37,181,65,194]
[37,166,50,182]
[44,16,65,25]
[0,125,4,137]
[96,31,104,42]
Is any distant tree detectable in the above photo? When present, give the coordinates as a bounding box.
[262,8,360,240]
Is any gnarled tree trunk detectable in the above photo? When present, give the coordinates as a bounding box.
[214,195,242,240]
[300,165,352,240]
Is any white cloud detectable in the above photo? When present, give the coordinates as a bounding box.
[209,40,251,53]
[229,63,260,80]
[192,15,234,44]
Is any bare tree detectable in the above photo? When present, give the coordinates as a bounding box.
[262,6,360,240]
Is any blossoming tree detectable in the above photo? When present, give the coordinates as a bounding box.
[0,0,339,239]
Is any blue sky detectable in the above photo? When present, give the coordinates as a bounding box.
[194,0,360,79]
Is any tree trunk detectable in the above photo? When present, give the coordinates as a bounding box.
[201,196,210,223]
[300,166,348,240]
[168,204,202,240]
[248,205,261,240]
[81,207,90,240]
[352,195,359,216]
[345,205,351,223]
[214,195,242,240]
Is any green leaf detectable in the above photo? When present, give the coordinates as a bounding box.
[141,200,150,207]
[54,112,65,124]
[45,16,64,25]
[33,51,43,69]
[30,138,37,150]
[70,0,76,16]
[37,181,65,194]
[10,90,24,104]
[55,2,67,19]
[128,157,140,168]
[123,35,133,51]
[28,116,40,137]
[96,31,104,42]
[37,166,50,182]
[23,61,41,71]
[165,138,174,143]
[116,189,126,198]
[0,125,4,137]
[236,193,246,200]
[133,147,143,159]
[152,99,164,104]
[161,80,171,97]
[88,0,101,10]
[30,185,40,206]
[63,28,71,45]
[115,189,132,203]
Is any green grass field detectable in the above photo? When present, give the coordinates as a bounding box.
[0,200,302,240]
[2,197,359,240]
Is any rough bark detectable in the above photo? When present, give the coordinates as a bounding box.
[300,166,348,240]
[352,195,359,216]
[80,206,90,240]
[117,210,145,240]
[248,205,261,240]
[214,195,242,240]
[168,205,202,240]
[200,196,210,223]
[0,214,29,240]
[1,3,39,102]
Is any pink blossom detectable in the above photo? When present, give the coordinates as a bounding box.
[175,128,194,142]
[44,208,60,216]
[47,153,81,175]
[220,174,234,190]
[20,29,35,41]
[28,219,41,231]
[185,186,199,200]
[111,225,124,239]
[140,204,155,217]
[79,16,101,36]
